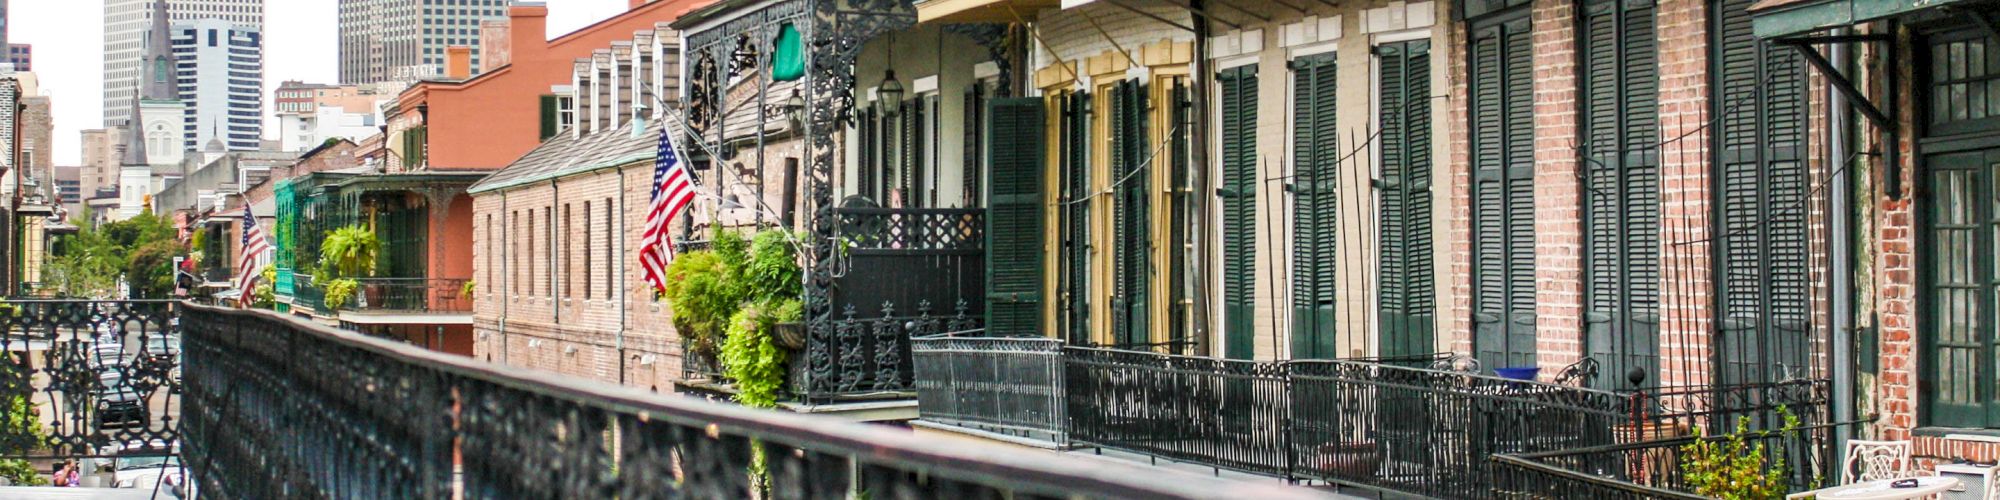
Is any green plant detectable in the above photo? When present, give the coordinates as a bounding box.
[662,251,743,358]
[318,225,381,279]
[0,458,44,486]
[1680,407,1802,500]
[252,265,277,309]
[461,279,477,298]
[323,278,360,311]
[720,298,800,408]
[744,230,801,302]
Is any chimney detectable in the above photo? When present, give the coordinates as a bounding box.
[508,4,549,62]
[479,20,513,71]
[446,46,473,80]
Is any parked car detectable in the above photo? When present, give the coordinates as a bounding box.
[96,384,148,429]
[100,441,190,497]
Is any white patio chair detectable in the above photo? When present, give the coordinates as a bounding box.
[1844,440,1914,484]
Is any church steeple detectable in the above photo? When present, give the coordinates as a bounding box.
[141,0,175,101]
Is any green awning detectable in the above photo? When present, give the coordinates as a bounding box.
[771,24,805,82]
[1752,0,1977,37]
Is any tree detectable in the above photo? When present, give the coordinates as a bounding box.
[44,210,186,299]
[127,240,185,299]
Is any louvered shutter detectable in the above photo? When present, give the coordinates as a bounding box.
[1377,40,1436,359]
[1110,80,1151,347]
[1219,66,1258,360]
[1712,0,1809,386]
[1471,15,1537,370]
[984,98,1046,337]
[1289,54,1339,359]
[965,84,985,207]
[1061,91,1092,344]
[539,94,559,140]
[1580,0,1660,389]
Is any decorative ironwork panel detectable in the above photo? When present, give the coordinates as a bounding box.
[0,301,181,458]
[175,303,1328,500]
[912,336,1065,442]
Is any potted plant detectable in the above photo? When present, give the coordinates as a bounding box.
[317,225,380,310]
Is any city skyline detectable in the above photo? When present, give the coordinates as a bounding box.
[11,0,628,166]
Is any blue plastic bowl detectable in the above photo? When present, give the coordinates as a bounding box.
[1494,366,1541,381]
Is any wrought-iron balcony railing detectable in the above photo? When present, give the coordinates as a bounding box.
[912,340,1837,500]
[171,303,1334,499]
[1489,420,1848,499]
[808,207,987,401]
[335,277,473,314]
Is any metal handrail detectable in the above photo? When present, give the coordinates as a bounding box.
[180,303,1335,499]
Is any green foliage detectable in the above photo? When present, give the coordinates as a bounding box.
[1680,407,1802,500]
[744,230,802,302]
[462,279,477,298]
[323,278,360,311]
[126,240,187,299]
[0,459,44,486]
[252,265,277,309]
[318,225,381,279]
[662,251,744,358]
[721,298,799,408]
[45,210,183,299]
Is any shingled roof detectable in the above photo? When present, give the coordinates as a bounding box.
[468,116,690,194]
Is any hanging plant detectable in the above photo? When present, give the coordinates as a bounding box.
[318,225,380,279]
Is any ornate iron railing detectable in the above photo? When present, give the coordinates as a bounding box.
[1489,420,1846,499]
[911,341,1837,499]
[179,303,1332,499]
[811,208,986,400]
[0,301,181,458]
[1065,347,1295,477]
[339,278,473,314]
[912,335,1065,442]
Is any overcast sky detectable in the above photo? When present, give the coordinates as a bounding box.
[13,0,630,165]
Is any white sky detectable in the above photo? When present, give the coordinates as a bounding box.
[13,0,630,165]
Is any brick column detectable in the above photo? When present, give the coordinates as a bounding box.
[1653,0,1714,389]
[1531,0,1584,371]
[1445,20,1475,355]
[1876,26,1920,440]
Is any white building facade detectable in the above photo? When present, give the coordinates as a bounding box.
[171,18,263,151]
[278,105,381,152]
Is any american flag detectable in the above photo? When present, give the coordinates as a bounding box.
[640,124,697,294]
[235,206,270,307]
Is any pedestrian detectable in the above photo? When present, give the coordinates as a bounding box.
[53,460,78,487]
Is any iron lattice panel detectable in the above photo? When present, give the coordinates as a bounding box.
[0,301,181,458]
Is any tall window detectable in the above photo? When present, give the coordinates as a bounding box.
[1580,0,1660,389]
[1711,0,1810,386]
[563,203,572,300]
[544,207,553,297]
[527,211,536,296]
[1291,52,1338,360]
[484,213,493,297]
[1056,90,1092,344]
[604,198,614,302]
[1377,40,1436,359]
[1921,28,2000,428]
[1107,79,1150,347]
[1218,65,1258,359]
[1469,10,1538,369]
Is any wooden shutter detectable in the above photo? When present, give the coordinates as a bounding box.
[1580,0,1660,389]
[1110,80,1151,347]
[1377,40,1436,359]
[1712,0,1810,386]
[1059,91,1092,345]
[1290,54,1339,359]
[1219,65,1258,360]
[539,94,559,141]
[1470,14,1538,370]
[964,84,985,207]
[985,98,1046,337]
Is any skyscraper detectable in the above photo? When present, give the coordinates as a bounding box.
[338,0,511,85]
[172,19,263,151]
[102,0,261,126]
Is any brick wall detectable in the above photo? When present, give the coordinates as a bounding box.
[1876,25,1920,442]
[1530,0,1584,372]
[1652,0,1713,389]
[472,161,684,391]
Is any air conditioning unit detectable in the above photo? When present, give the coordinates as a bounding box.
[1935,463,1999,500]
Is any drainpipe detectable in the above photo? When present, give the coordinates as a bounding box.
[499,191,508,365]
[616,169,628,386]
[1829,27,1856,460]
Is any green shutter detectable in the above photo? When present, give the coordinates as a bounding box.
[985,98,1046,337]
[1290,54,1339,359]
[1220,65,1259,360]
[1060,92,1092,345]
[539,94,559,141]
[1377,40,1436,359]
[1712,0,1810,386]
[1581,0,1660,389]
[1471,14,1537,370]
[1110,80,1150,347]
